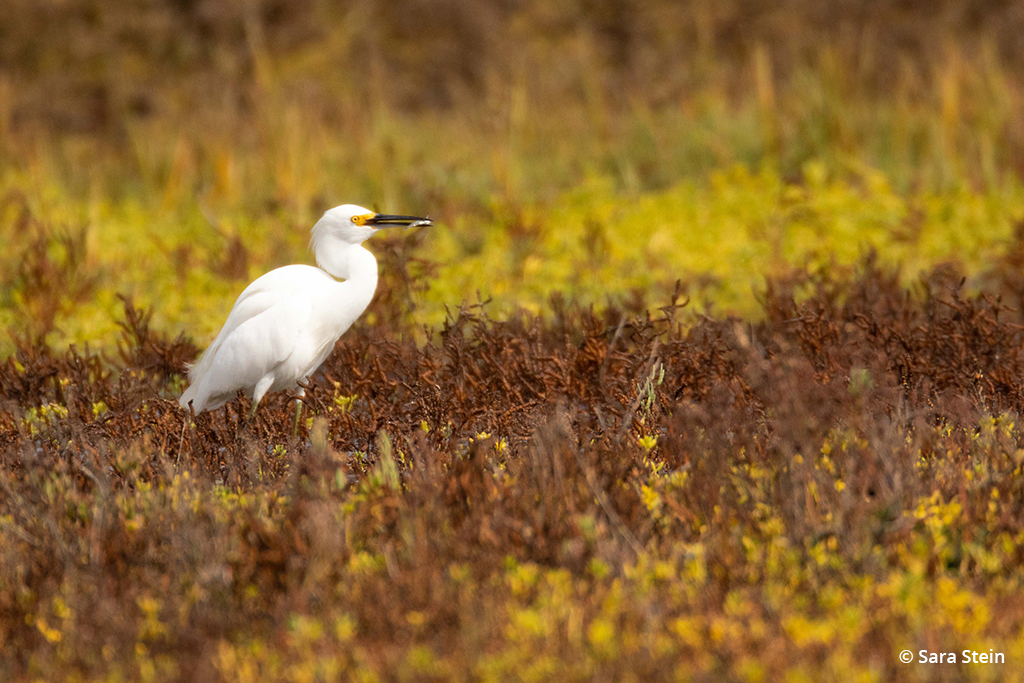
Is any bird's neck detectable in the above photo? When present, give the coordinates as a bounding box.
[315,238,379,290]
[313,237,380,332]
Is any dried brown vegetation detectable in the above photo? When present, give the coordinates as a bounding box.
[4,255,1024,680]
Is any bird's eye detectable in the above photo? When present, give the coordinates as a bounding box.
[351,216,363,225]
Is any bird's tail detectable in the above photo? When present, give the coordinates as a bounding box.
[178,341,220,411]
[178,382,199,411]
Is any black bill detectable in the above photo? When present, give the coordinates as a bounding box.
[367,214,433,230]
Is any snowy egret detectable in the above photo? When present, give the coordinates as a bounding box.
[178,204,431,432]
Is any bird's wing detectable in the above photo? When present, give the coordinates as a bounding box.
[205,265,330,353]
[208,295,312,386]
[182,295,312,409]
[182,267,328,409]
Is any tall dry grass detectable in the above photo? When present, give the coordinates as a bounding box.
[2,0,1023,198]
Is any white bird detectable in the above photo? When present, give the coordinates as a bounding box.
[179,204,431,430]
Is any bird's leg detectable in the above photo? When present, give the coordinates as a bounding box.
[176,400,195,464]
[235,398,258,444]
[292,386,307,440]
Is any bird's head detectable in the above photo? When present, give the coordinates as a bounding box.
[311,204,432,246]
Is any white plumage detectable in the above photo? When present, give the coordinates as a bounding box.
[179,204,430,415]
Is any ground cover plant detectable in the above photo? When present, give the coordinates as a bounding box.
[6,0,1024,681]
[6,257,1024,681]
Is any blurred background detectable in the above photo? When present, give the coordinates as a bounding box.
[2,0,1024,351]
